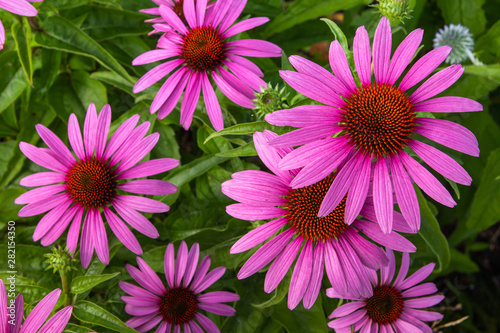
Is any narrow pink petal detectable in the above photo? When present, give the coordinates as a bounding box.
[390,156,420,231]
[227,39,281,58]
[399,46,452,91]
[399,151,456,207]
[269,124,342,149]
[319,152,363,217]
[289,55,350,97]
[399,313,436,333]
[264,237,302,293]
[223,17,269,38]
[393,252,410,286]
[109,122,151,167]
[115,194,169,213]
[0,21,3,50]
[80,211,95,268]
[380,248,396,285]
[195,313,220,333]
[409,140,471,185]
[66,207,83,254]
[209,0,232,28]
[119,281,158,300]
[253,131,292,182]
[118,179,177,196]
[387,29,424,85]
[192,266,225,293]
[165,243,176,289]
[415,117,479,157]
[354,220,416,253]
[353,26,371,86]
[288,240,313,309]
[198,303,235,316]
[328,309,367,329]
[159,5,188,35]
[183,0,197,29]
[335,237,373,297]
[302,243,324,309]
[200,72,224,131]
[137,257,167,295]
[18,193,69,217]
[226,203,286,221]
[180,72,202,130]
[93,210,109,265]
[19,289,61,333]
[404,295,445,309]
[0,0,37,16]
[126,264,162,297]
[103,114,140,161]
[188,321,203,333]
[219,0,247,32]
[151,67,188,113]
[0,280,7,333]
[11,294,24,333]
[117,158,179,179]
[329,40,357,92]
[40,205,79,246]
[38,306,73,333]
[411,65,464,103]
[190,255,211,292]
[331,301,366,318]
[116,133,161,173]
[196,0,207,26]
[391,319,421,333]
[133,59,183,93]
[405,308,443,322]
[19,142,67,173]
[373,17,391,84]
[224,60,266,91]
[212,71,254,109]
[20,172,65,187]
[36,124,75,166]
[124,304,159,316]
[324,241,347,296]
[198,291,240,303]
[15,184,66,204]
[229,170,289,189]
[174,241,188,287]
[226,54,263,77]
[276,137,345,170]
[83,103,97,158]
[237,229,294,279]
[183,243,200,288]
[373,158,393,234]
[95,105,111,159]
[103,207,142,255]
[113,201,160,238]
[414,96,483,113]
[230,218,287,254]
[345,229,389,270]
[402,283,438,298]
[222,180,287,206]
[398,263,435,290]
[345,153,371,224]
[68,113,86,160]
[279,70,344,108]
[266,105,340,127]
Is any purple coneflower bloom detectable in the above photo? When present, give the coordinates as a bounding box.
[0,281,72,333]
[265,17,483,233]
[0,0,41,49]
[328,249,444,333]
[133,0,282,131]
[15,104,179,268]
[120,241,239,333]
[221,130,416,309]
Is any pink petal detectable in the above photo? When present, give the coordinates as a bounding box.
[402,282,438,298]
[224,60,266,91]
[195,313,220,333]
[18,193,69,217]
[19,289,61,333]
[324,241,347,296]
[345,153,371,224]
[212,70,254,109]
[115,194,169,213]
[223,17,269,38]
[390,156,420,232]
[230,218,287,254]
[201,73,224,131]
[373,158,393,234]
[198,291,239,304]
[183,0,197,29]
[19,142,67,173]
[116,133,161,173]
[80,211,95,268]
[117,158,179,179]
[151,67,189,113]
[103,114,140,161]
[218,0,247,32]
[83,103,98,158]
[15,184,66,205]
[159,5,188,35]
[137,257,167,295]
[404,295,445,309]
[264,237,302,293]
[198,303,235,316]
[66,207,83,254]
[113,201,160,238]
[133,59,183,93]
[288,240,313,309]
[20,172,65,187]
[227,39,282,58]
[302,243,324,309]
[386,29,424,85]
[398,263,435,290]
[38,306,73,333]
[192,266,225,293]
[165,243,176,289]
[103,207,142,255]
[380,248,396,285]
[411,65,464,103]
[0,0,37,16]
[266,105,340,127]
[180,72,202,130]
[95,105,111,159]
[354,220,416,253]
[373,17,391,84]
[226,203,286,221]
[183,243,200,288]
[175,241,188,287]
[118,179,177,196]
[353,26,371,86]
[40,205,78,246]
[36,124,75,167]
[93,210,109,265]
[413,96,483,113]
[253,131,292,183]
[329,40,357,92]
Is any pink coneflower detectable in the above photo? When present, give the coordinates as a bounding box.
[328,249,444,332]
[221,130,416,309]
[0,0,41,49]
[265,17,483,234]
[15,104,179,268]
[0,281,72,333]
[133,0,282,131]
[120,241,239,332]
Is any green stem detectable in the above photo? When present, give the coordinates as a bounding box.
[60,270,71,307]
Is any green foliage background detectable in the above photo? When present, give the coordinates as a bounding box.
[0,0,499,332]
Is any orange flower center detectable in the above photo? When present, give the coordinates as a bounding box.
[342,83,416,158]
[366,285,404,324]
[181,27,226,72]
[286,175,349,242]
[159,288,199,325]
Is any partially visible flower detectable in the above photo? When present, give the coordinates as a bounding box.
[120,241,239,332]
[133,0,282,131]
[328,249,444,332]
[372,0,413,25]
[16,103,179,268]
[433,24,481,65]
[0,280,72,333]
[253,83,288,117]
[222,131,416,310]
[266,17,482,234]
[0,0,41,50]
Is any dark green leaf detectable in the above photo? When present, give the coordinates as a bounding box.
[11,19,33,85]
[270,298,328,333]
[203,121,293,144]
[0,53,28,115]
[70,70,108,111]
[436,0,486,35]
[73,301,139,333]
[216,141,257,157]
[70,272,121,294]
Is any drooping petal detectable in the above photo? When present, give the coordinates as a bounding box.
[390,156,420,231]
[201,72,224,131]
[103,207,142,255]
[180,72,202,130]
[373,158,393,234]
[288,240,313,309]
[302,243,324,309]
[264,237,302,293]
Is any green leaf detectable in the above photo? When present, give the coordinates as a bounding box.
[320,18,354,71]
[0,52,28,115]
[436,0,486,35]
[464,65,500,83]
[36,15,133,83]
[262,0,370,37]
[39,49,62,94]
[466,148,500,231]
[49,75,87,121]
[41,0,90,9]
[270,298,328,333]
[0,188,26,222]
[203,121,293,144]
[216,141,257,157]
[70,70,108,111]
[63,323,96,333]
[252,271,291,309]
[90,71,134,95]
[70,272,121,294]
[73,301,139,333]
[476,19,500,62]
[11,19,33,85]
[416,187,451,272]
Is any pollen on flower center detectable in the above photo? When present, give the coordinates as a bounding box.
[286,175,349,242]
[181,27,226,72]
[366,285,404,324]
[159,288,199,325]
[341,83,416,158]
[66,158,117,208]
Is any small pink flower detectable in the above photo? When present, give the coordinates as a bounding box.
[0,280,72,333]
[222,130,416,309]
[133,0,282,131]
[16,104,179,268]
[266,17,483,234]
[328,249,444,332]
[0,0,41,49]
[120,241,239,332]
